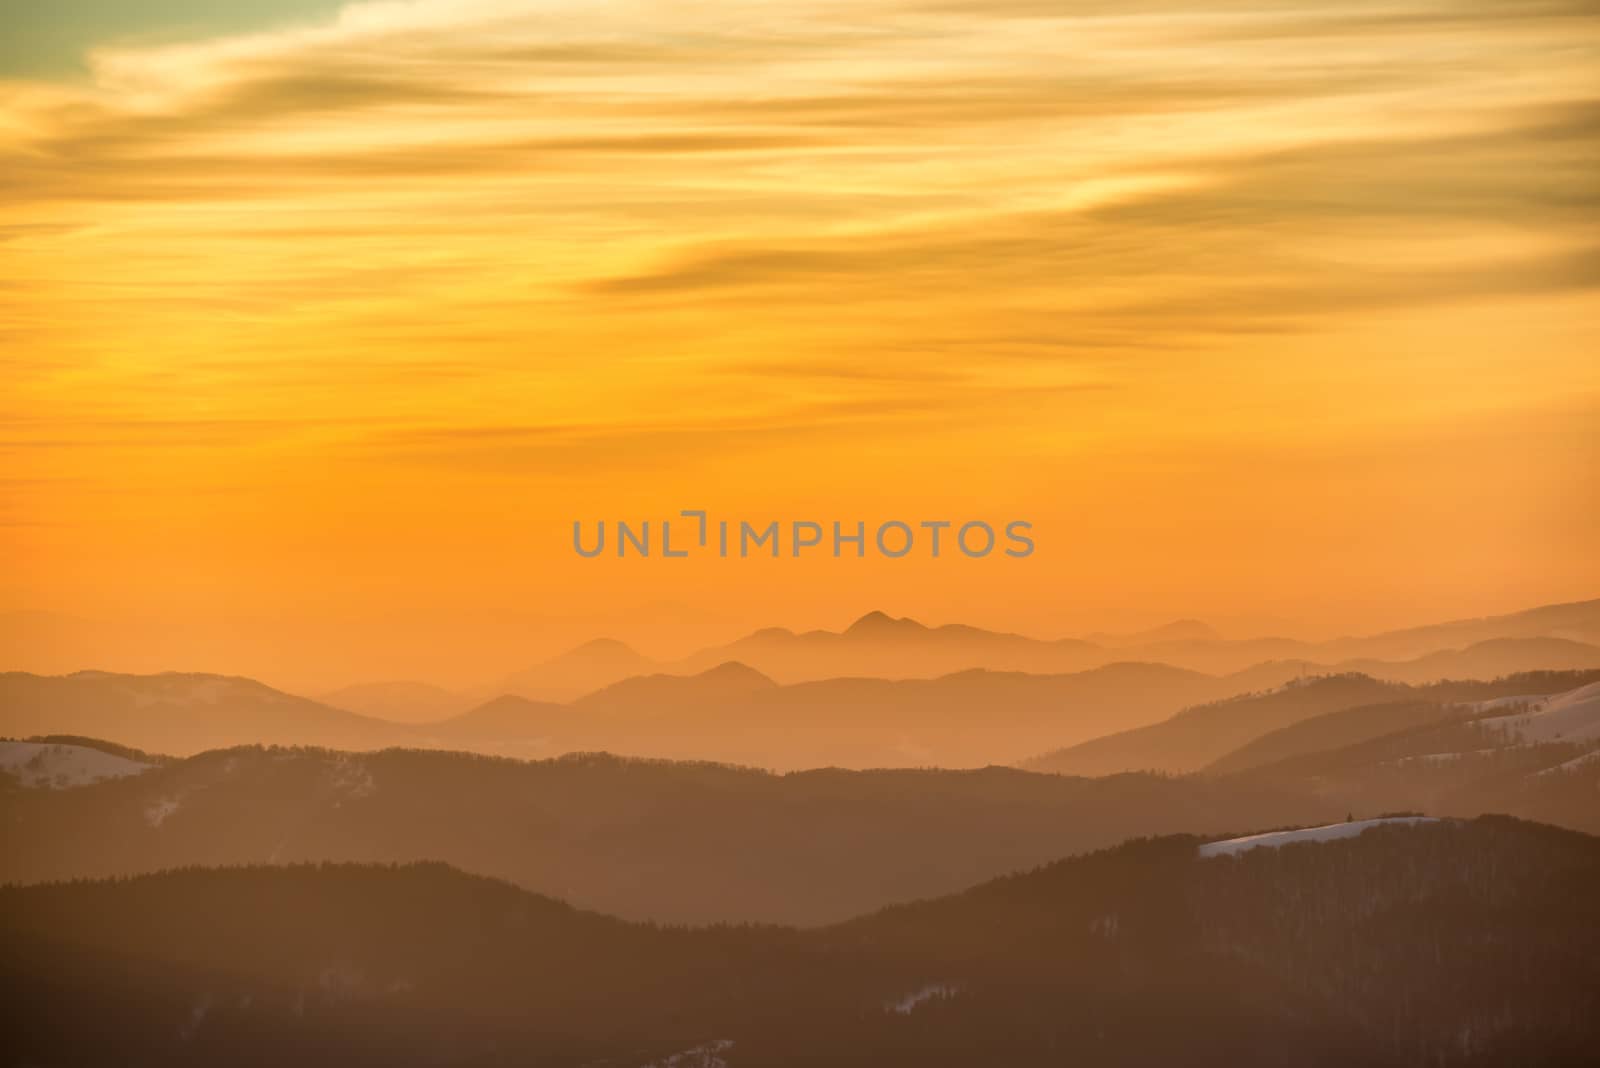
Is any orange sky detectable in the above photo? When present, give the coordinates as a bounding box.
[2,0,1597,688]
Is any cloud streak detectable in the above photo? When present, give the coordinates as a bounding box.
[0,0,1596,584]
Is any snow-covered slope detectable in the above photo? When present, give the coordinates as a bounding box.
[1198,817,1440,858]
[1476,680,1600,744]
[0,741,152,789]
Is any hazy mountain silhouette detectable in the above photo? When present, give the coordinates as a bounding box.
[0,671,392,755]
[1204,671,1600,776]
[9,598,1597,741]
[1023,672,1598,777]
[1332,637,1600,682]
[319,679,471,723]
[1318,597,1600,660]
[414,694,574,741]
[12,656,1599,770]
[488,599,1600,695]
[1125,599,1600,675]
[501,638,659,701]
[0,662,1245,767]
[1025,674,1406,777]
[531,660,1232,768]
[5,817,1596,1065]
[1085,618,1223,646]
[574,660,779,712]
[663,611,1106,684]
[1061,633,1600,680]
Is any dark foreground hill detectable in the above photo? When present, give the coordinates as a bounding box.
[4,817,1597,1066]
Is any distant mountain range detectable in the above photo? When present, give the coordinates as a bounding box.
[6,817,1596,1065]
[0,661,1255,768]
[0,658,1464,770]
[484,598,1600,700]
[15,598,1596,706]
[499,637,664,701]
[9,652,1600,774]
[4,597,1598,770]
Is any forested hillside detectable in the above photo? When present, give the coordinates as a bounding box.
[1,745,1335,924]
[4,817,1595,1066]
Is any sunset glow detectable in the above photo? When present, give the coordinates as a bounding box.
[3,0,1596,687]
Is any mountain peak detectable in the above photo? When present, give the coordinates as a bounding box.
[1085,619,1222,647]
[845,611,926,636]
[694,661,778,689]
[1148,619,1222,643]
[563,638,642,658]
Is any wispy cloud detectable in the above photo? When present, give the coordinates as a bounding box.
[0,0,1595,540]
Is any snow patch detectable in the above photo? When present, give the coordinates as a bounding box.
[0,741,151,789]
[145,797,182,827]
[327,754,376,801]
[642,1039,734,1067]
[1470,694,1545,713]
[317,963,367,1002]
[887,983,959,1014]
[1089,912,1120,937]
[1475,681,1600,744]
[179,995,213,1042]
[1390,751,1497,767]
[1199,817,1440,858]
